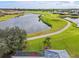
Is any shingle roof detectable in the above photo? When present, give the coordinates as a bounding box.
[12,49,69,58]
[13,51,42,57]
[44,49,70,58]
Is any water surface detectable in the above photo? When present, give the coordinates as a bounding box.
[0,14,50,34]
[65,17,79,27]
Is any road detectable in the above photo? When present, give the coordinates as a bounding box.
[27,20,71,41]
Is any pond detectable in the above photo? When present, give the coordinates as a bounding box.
[64,17,79,27]
[0,14,50,34]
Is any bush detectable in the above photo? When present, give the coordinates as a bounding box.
[0,27,27,57]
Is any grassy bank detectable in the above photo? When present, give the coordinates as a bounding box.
[40,13,67,32]
[0,14,22,21]
[27,11,67,37]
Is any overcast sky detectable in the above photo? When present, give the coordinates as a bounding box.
[0,1,79,9]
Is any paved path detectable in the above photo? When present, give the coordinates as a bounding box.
[27,20,71,41]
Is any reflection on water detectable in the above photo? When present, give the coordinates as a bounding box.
[65,17,79,27]
[0,14,50,34]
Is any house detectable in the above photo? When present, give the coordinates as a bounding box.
[44,49,70,58]
[71,13,79,16]
[12,51,43,58]
[12,49,69,58]
[0,12,5,17]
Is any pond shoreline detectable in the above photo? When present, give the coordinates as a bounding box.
[0,14,50,34]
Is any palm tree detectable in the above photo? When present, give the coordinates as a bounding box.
[43,37,51,50]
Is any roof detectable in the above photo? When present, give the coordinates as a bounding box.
[44,49,70,58]
[12,49,70,58]
[12,51,43,57]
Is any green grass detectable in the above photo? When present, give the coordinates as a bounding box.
[18,11,79,57]
[27,11,67,37]
[25,11,45,14]
[26,22,79,57]
[59,14,79,18]
[25,11,79,57]
[70,16,79,18]
[0,14,20,21]
[40,13,67,32]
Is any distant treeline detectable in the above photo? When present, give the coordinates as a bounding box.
[1,8,79,12]
[0,8,54,11]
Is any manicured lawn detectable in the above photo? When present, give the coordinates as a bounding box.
[25,11,79,57]
[40,13,67,32]
[26,22,79,57]
[27,11,67,37]
[21,11,79,57]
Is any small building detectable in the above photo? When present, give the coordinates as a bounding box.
[12,51,43,58]
[77,23,79,27]
[12,49,69,58]
[71,13,79,16]
[0,12,5,16]
[44,49,70,58]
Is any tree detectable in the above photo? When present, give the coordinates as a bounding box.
[0,27,27,57]
[43,37,51,50]
[0,38,10,57]
[5,27,26,51]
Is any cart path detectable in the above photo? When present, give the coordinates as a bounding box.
[27,20,71,41]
